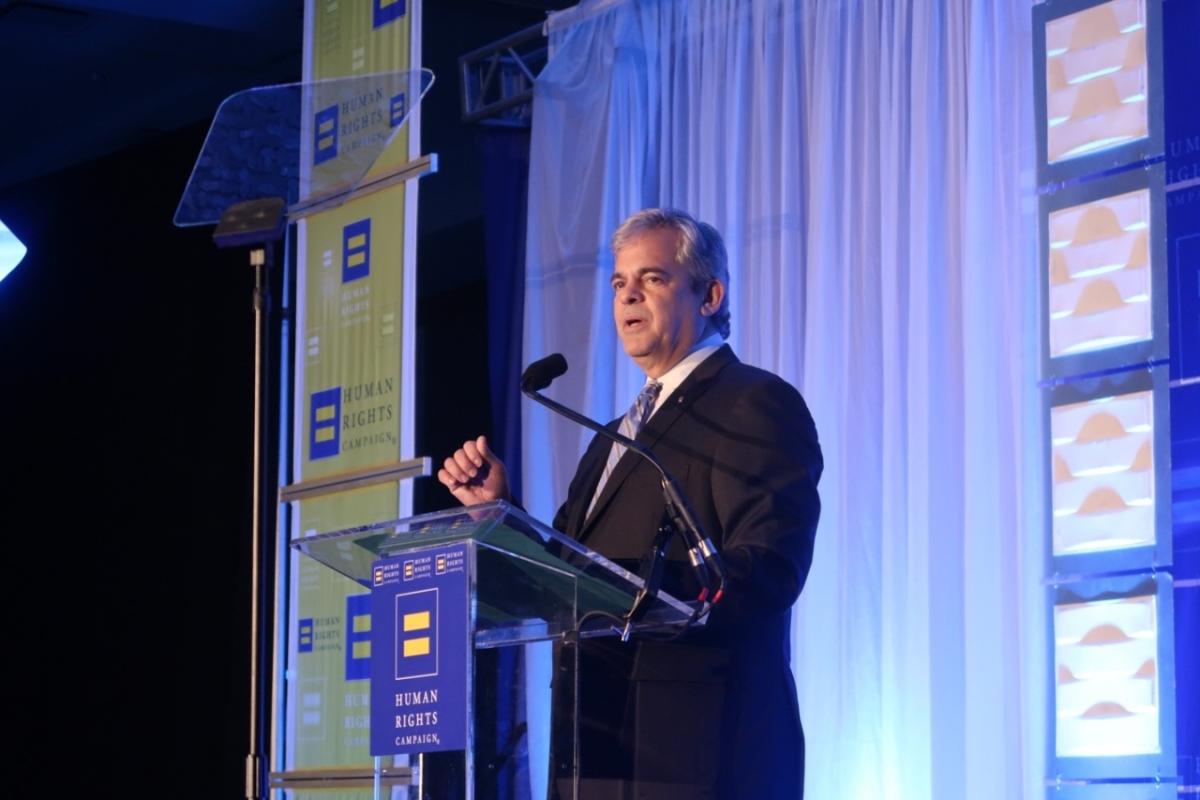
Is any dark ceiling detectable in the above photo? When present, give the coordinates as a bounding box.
[0,0,569,190]
[0,1,302,188]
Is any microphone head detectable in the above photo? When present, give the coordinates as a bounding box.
[521,353,568,392]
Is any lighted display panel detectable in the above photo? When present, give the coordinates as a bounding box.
[1052,389,1155,556]
[1045,0,1148,164]
[1051,574,1176,781]
[1034,0,1163,184]
[1035,2,1176,795]
[1048,189,1152,358]
[1040,164,1167,378]
[1056,593,1159,757]
[1047,368,1171,575]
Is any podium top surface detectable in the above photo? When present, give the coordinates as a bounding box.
[291,500,698,641]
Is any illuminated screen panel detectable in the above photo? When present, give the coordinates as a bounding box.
[1055,593,1160,757]
[1045,0,1149,164]
[1049,574,1177,781]
[1048,189,1152,358]
[1051,389,1155,556]
[1040,162,1166,377]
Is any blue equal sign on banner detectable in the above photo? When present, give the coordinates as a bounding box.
[370,546,469,755]
[309,387,341,459]
[314,104,339,165]
[298,618,314,653]
[342,219,371,283]
[373,0,406,29]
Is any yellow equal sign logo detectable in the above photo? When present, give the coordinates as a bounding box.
[394,588,438,680]
[403,561,415,580]
[402,610,431,657]
[313,104,338,166]
[309,387,340,459]
[436,555,446,574]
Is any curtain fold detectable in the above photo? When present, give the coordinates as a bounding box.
[524,1,1045,796]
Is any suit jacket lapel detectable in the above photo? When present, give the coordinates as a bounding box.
[578,345,737,540]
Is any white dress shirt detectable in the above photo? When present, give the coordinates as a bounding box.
[645,331,725,418]
[587,332,725,515]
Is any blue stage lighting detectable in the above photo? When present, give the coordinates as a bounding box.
[0,219,26,283]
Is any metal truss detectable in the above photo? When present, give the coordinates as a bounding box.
[459,22,547,126]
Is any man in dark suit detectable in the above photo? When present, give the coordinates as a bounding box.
[439,209,822,799]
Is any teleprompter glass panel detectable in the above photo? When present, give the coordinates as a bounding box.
[174,69,434,227]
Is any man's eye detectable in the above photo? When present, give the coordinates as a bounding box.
[612,282,624,291]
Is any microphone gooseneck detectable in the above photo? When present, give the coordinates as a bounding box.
[521,354,727,612]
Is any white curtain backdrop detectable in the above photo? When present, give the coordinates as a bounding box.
[522,0,1046,797]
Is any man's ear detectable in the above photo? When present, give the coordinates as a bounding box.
[700,279,726,317]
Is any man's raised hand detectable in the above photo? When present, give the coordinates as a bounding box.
[437,435,510,506]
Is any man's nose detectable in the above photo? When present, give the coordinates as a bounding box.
[618,284,642,304]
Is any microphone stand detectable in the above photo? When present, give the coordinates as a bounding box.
[624,519,674,634]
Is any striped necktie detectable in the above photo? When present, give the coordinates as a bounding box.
[587,381,662,518]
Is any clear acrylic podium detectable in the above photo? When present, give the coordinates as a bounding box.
[292,500,698,800]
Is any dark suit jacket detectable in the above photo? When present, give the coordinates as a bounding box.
[550,345,822,800]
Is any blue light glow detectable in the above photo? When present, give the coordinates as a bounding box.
[0,219,27,283]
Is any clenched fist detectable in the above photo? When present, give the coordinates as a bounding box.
[437,434,511,506]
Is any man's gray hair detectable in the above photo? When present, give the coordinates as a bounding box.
[610,208,731,339]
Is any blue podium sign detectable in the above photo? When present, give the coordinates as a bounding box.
[369,544,469,755]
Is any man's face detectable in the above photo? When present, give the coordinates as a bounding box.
[611,227,719,379]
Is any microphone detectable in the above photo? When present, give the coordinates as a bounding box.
[521,353,567,392]
[521,353,726,611]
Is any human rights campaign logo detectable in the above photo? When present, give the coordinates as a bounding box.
[346,594,372,682]
[314,104,339,165]
[373,0,406,29]
[394,588,438,680]
[309,387,341,460]
[342,219,371,283]
[389,93,407,128]
[298,618,314,653]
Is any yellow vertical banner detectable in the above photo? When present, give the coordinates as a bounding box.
[287,0,419,787]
